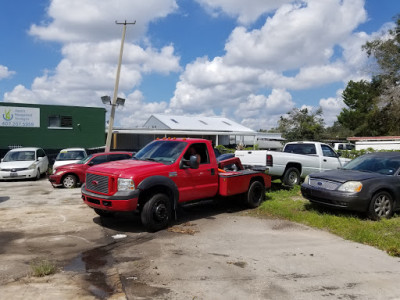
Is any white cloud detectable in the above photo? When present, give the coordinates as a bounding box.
[0,65,16,80]
[319,90,346,126]
[224,0,367,70]
[4,42,180,109]
[234,89,294,129]
[195,0,291,25]
[29,0,178,42]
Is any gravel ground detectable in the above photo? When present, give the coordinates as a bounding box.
[1,178,400,299]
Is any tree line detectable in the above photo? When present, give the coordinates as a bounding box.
[272,15,400,142]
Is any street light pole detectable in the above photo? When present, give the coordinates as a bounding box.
[105,20,136,152]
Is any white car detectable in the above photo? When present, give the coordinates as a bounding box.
[0,147,49,180]
[53,148,87,172]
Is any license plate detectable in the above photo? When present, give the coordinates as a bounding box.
[10,172,17,177]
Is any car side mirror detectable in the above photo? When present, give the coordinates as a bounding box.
[37,157,43,161]
[0,158,3,162]
[88,161,94,166]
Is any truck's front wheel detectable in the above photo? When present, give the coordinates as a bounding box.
[141,193,171,232]
[282,167,300,187]
[246,181,265,208]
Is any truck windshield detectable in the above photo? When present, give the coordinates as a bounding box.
[134,141,187,164]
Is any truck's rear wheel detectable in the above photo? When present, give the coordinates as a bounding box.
[141,193,171,232]
[282,167,300,187]
[246,181,265,208]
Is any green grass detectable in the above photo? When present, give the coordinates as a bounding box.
[255,184,400,256]
[30,259,57,277]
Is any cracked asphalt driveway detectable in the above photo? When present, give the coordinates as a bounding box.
[0,179,400,299]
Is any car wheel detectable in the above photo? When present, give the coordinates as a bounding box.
[141,193,171,232]
[62,174,77,188]
[282,167,300,187]
[94,208,115,217]
[246,180,265,208]
[368,191,394,220]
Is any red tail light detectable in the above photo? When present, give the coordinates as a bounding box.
[266,154,273,166]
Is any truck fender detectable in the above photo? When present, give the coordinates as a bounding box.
[137,176,179,219]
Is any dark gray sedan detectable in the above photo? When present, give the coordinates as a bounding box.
[301,152,400,219]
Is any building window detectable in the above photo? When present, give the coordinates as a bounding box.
[48,115,73,129]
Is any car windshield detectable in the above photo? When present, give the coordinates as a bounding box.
[76,154,93,164]
[134,141,187,164]
[343,155,400,175]
[3,150,35,162]
[56,150,86,161]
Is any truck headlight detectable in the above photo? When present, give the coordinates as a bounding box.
[118,178,135,191]
[338,181,362,192]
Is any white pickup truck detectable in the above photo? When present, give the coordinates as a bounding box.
[235,141,350,187]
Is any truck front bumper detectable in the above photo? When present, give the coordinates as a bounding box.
[81,184,140,212]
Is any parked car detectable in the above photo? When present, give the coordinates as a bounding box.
[301,152,400,219]
[49,151,132,188]
[235,141,351,187]
[0,147,49,180]
[52,148,87,172]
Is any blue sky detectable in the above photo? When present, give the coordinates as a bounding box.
[1,0,400,130]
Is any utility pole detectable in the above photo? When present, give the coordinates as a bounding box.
[105,20,136,152]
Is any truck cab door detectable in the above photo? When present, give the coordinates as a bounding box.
[320,144,342,171]
[177,143,219,202]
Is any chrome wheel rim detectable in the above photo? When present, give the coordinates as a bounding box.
[288,172,298,185]
[374,194,391,216]
[63,176,75,188]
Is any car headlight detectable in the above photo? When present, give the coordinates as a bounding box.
[304,175,310,185]
[338,181,363,193]
[28,163,36,170]
[55,170,66,176]
[118,178,135,191]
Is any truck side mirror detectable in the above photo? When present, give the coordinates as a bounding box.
[179,155,199,169]
[189,155,199,169]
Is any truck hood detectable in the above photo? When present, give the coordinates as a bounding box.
[310,169,383,183]
[88,159,170,177]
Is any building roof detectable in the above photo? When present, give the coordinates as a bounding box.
[143,114,255,133]
[347,136,400,142]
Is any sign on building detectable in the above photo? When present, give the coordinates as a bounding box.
[0,106,40,128]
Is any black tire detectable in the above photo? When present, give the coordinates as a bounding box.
[141,193,172,232]
[62,174,77,188]
[246,180,265,208]
[282,167,300,187]
[94,208,115,217]
[368,191,394,220]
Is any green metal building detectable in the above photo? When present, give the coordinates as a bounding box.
[0,102,106,157]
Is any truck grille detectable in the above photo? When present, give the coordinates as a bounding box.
[86,173,109,194]
[309,178,340,191]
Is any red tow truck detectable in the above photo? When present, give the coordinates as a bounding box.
[81,138,271,231]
